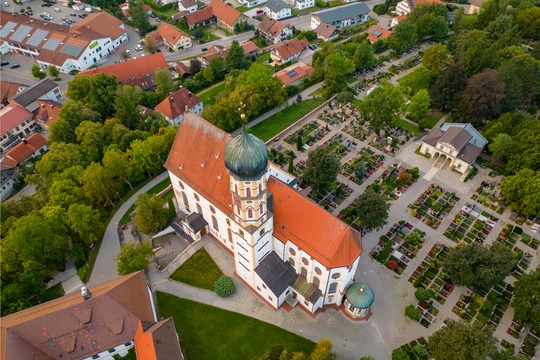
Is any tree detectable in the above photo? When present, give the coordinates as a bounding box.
[388,19,416,53]
[103,148,135,189]
[67,73,119,119]
[500,169,540,217]
[288,156,294,174]
[128,0,151,33]
[413,344,429,358]
[514,7,540,40]
[209,56,225,81]
[226,40,250,71]
[323,51,354,96]
[154,68,176,101]
[360,81,406,131]
[190,58,202,74]
[491,349,531,360]
[453,30,491,76]
[392,348,411,360]
[302,147,340,192]
[49,100,102,144]
[359,357,375,360]
[353,41,376,72]
[75,120,106,163]
[355,188,390,231]
[214,275,236,297]
[428,320,496,360]
[48,65,59,78]
[115,85,144,129]
[31,65,46,79]
[408,89,430,122]
[46,173,85,209]
[354,160,366,178]
[415,287,434,302]
[422,44,449,76]
[116,241,153,275]
[443,243,514,292]
[67,204,103,246]
[134,193,167,235]
[296,134,304,150]
[130,135,171,176]
[488,133,517,161]
[454,69,505,126]
[429,62,467,111]
[36,142,86,179]
[398,66,431,96]
[336,91,353,104]
[143,37,158,54]
[512,267,540,328]
[80,163,118,208]
[309,339,335,360]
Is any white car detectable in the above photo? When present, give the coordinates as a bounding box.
[135,44,143,51]
[62,2,68,5]
[54,7,60,11]
[126,49,131,55]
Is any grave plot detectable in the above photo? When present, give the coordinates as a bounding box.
[393,337,430,360]
[409,184,460,229]
[367,164,419,201]
[507,317,526,340]
[339,147,385,185]
[443,204,498,244]
[497,224,540,251]
[500,339,516,355]
[370,221,429,275]
[321,133,358,157]
[369,127,414,154]
[341,121,371,142]
[316,101,359,127]
[471,180,507,215]
[307,181,353,212]
[451,282,513,330]
[283,120,328,150]
[268,146,296,168]
[519,326,539,358]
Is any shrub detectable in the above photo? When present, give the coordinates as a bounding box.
[415,287,434,302]
[214,275,236,298]
[405,305,422,320]
[392,348,411,360]
[413,344,429,358]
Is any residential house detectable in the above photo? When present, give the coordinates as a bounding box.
[0,11,128,73]
[172,61,193,78]
[0,81,28,106]
[9,79,62,113]
[77,53,169,91]
[0,271,183,360]
[258,17,293,44]
[185,0,245,33]
[240,0,268,8]
[264,0,292,20]
[155,87,204,125]
[33,100,62,130]
[241,41,260,57]
[390,15,406,28]
[119,1,153,20]
[165,112,363,314]
[395,0,443,16]
[0,104,36,152]
[200,44,228,65]
[273,62,314,86]
[178,0,198,13]
[420,123,487,177]
[0,133,48,171]
[314,23,339,41]
[155,23,192,51]
[366,24,393,43]
[288,0,315,10]
[270,37,309,64]
[467,0,488,14]
[185,6,215,29]
[311,3,370,29]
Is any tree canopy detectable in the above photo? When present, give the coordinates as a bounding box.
[512,267,540,327]
[116,241,154,275]
[355,188,390,232]
[360,81,406,131]
[134,193,167,235]
[303,147,340,192]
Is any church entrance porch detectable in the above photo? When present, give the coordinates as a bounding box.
[432,152,454,170]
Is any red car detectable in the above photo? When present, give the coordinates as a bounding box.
[82,13,88,17]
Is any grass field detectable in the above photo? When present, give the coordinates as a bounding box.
[397,118,420,136]
[256,52,271,63]
[250,98,326,141]
[170,248,223,290]
[119,177,172,225]
[198,82,226,105]
[157,293,316,360]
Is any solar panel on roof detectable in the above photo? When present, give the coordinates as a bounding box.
[60,44,84,57]
[0,21,17,38]
[407,0,415,8]
[287,69,298,78]
[26,29,49,47]
[370,28,382,37]
[9,25,32,42]
[42,38,62,51]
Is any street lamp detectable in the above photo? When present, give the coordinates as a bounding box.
[116,191,123,204]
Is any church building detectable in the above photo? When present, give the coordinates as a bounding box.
[165,112,363,313]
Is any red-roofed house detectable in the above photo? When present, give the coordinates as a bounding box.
[172,61,193,79]
[314,23,339,41]
[0,81,28,106]
[257,17,293,44]
[0,104,36,152]
[165,112,363,314]
[155,87,204,125]
[178,0,199,13]
[270,37,310,65]
[390,15,407,28]
[396,0,443,15]
[366,24,393,43]
[0,133,48,171]
[273,62,314,86]
[154,23,192,51]
[185,0,246,32]
[76,53,170,91]
[34,100,62,131]
[119,1,153,20]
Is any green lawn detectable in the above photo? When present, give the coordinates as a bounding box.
[197,82,226,105]
[236,3,264,12]
[396,119,420,136]
[169,248,223,290]
[250,98,326,141]
[119,177,172,225]
[421,114,440,129]
[256,52,271,63]
[157,293,316,360]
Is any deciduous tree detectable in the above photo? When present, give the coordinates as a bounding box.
[67,73,118,119]
[429,62,467,111]
[67,204,103,246]
[512,267,540,327]
[422,44,449,76]
[80,163,118,208]
[408,89,430,122]
[388,19,416,53]
[353,41,376,72]
[323,52,355,97]
[303,147,340,192]
[360,81,406,131]
[48,65,59,78]
[31,65,46,79]
[116,241,153,275]
[488,133,517,161]
[49,100,102,144]
[128,0,152,33]
[134,193,167,235]
[398,65,431,95]
[103,148,135,189]
[309,339,335,360]
[355,188,390,232]
[500,169,540,217]
[115,85,144,129]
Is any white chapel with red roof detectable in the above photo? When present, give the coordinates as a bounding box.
[165,112,364,314]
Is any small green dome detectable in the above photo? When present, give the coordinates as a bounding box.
[225,128,268,180]
[345,282,374,309]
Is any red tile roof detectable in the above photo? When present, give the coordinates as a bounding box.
[0,271,155,360]
[71,11,126,40]
[34,100,62,128]
[273,64,314,86]
[134,318,182,360]
[0,104,33,136]
[258,17,289,37]
[209,0,242,26]
[165,112,362,269]
[0,81,27,104]
[76,53,169,84]
[314,23,337,39]
[273,38,309,60]
[366,24,393,43]
[173,61,192,76]
[185,6,214,25]
[241,40,259,55]
[156,23,191,45]
[0,133,47,169]
[155,87,203,119]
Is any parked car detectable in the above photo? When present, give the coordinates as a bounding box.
[135,44,143,51]
[54,7,60,11]
[126,49,131,55]
[10,64,20,69]
[70,12,76,16]
[1,61,9,66]
[156,17,161,22]
[82,12,88,17]
[78,14,84,18]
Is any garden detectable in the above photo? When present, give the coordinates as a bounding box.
[443,204,498,244]
[370,220,428,275]
[470,180,507,215]
[339,147,385,185]
[366,165,419,201]
[409,184,460,229]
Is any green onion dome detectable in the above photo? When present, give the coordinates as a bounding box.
[225,128,268,180]
[345,282,374,309]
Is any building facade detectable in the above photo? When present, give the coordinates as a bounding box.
[264,0,292,20]
[311,3,370,29]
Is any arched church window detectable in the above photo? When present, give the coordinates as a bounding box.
[246,188,251,197]
[331,273,341,279]
[181,192,189,210]
[212,215,219,230]
[313,277,320,287]
[193,193,199,201]
[247,208,253,218]
[329,282,338,294]
[178,181,184,189]
[288,258,295,266]
[196,203,202,214]
[301,267,308,278]
[210,206,216,214]
[302,257,309,265]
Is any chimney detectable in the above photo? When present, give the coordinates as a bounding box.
[23,139,28,144]
[188,92,192,97]
[50,104,53,108]
[185,105,188,112]
[81,286,92,300]
[170,97,174,103]
[41,103,45,108]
